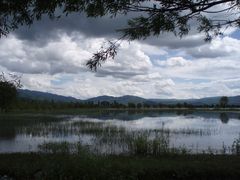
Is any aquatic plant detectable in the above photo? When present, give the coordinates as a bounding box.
[232,135,240,155]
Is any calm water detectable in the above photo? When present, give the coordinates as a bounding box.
[0,110,240,154]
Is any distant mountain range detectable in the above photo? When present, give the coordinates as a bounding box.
[18,89,240,106]
[18,89,79,103]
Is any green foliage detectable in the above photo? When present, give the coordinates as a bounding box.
[1,1,238,38]
[0,73,21,111]
[9,97,240,111]
[127,132,170,156]
[130,134,149,155]
[128,102,136,108]
[137,103,142,109]
[0,81,17,111]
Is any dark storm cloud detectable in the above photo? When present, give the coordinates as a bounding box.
[143,33,206,49]
[14,13,128,42]
[95,69,144,79]
[12,11,207,50]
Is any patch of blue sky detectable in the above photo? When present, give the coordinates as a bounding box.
[150,49,193,66]
[164,49,185,58]
[51,75,73,85]
[172,77,211,84]
[229,29,240,39]
[149,54,168,61]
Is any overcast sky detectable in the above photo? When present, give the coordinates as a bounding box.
[1,12,240,100]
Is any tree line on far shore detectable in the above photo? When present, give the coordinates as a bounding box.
[2,94,237,112]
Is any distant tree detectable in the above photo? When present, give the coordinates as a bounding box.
[0,1,240,70]
[143,103,151,108]
[112,100,121,108]
[128,102,136,108]
[137,103,142,109]
[0,73,22,112]
[100,101,110,107]
[176,103,182,108]
[219,96,229,108]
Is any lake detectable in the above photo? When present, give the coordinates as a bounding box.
[1,110,240,154]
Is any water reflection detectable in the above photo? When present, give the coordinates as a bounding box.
[67,110,240,122]
[219,113,229,124]
[0,114,65,139]
[0,110,240,154]
[0,128,16,140]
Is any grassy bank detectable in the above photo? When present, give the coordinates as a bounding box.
[0,153,240,179]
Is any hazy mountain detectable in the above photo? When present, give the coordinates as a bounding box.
[87,95,146,104]
[18,89,240,106]
[18,89,79,102]
[86,95,116,103]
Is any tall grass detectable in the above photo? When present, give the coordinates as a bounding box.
[2,113,240,155]
[38,141,91,156]
[14,118,238,155]
[232,135,240,155]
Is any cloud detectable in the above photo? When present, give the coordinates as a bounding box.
[157,57,192,67]
[186,37,240,58]
[14,13,127,41]
[0,33,154,79]
[1,9,240,99]
[143,33,206,49]
[175,79,239,98]
[2,30,240,99]
[154,79,175,97]
[154,54,240,82]
[0,33,99,74]
[95,41,153,79]
[12,10,210,52]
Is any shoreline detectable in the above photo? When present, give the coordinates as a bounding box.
[2,107,240,114]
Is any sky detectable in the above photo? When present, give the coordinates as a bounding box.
[1,10,240,100]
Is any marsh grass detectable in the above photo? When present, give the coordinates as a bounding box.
[126,131,171,155]
[232,135,240,155]
[18,119,214,137]
[2,113,240,155]
[14,118,234,155]
[38,141,91,156]
[2,112,240,179]
[37,129,191,156]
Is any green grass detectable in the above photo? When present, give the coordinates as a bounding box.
[0,153,240,179]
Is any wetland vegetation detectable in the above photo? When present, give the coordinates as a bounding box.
[1,110,240,179]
